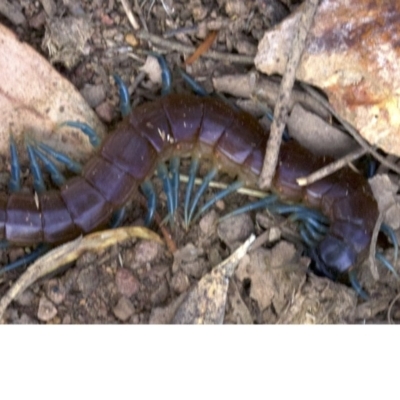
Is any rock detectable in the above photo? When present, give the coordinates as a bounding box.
[115,268,140,298]
[37,297,58,322]
[81,84,106,108]
[170,271,191,294]
[287,103,358,158]
[77,265,99,296]
[127,240,163,270]
[113,297,135,322]
[217,213,254,250]
[45,279,66,305]
[255,0,400,156]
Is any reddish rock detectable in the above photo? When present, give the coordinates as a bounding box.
[115,268,140,298]
[255,0,400,156]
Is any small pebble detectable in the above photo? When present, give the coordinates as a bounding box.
[37,297,58,322]
[77,266,99,296]
[217,213,254,249]
[81,84,106,108]
[127,240,163,270]
[170,271,191,294]
[199,210,218,235]
[15,289,35,307]
[150,279,169,306]
[113,297,135,322]
[115,268,140,297]
[46,279,66,305]
[95,101,114,122]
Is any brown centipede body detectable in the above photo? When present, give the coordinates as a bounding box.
[0,90,380,285]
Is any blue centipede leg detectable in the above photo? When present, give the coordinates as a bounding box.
[288,212,329,235]
[375,251,400,280]
[37,143,82,174]
[59,121,101,148]
[31,146,66,187]
[157,162,174,219]
[380,223,398,268]
[192,180,244,223]
[187,168,218,225]
[348,270,369,301]
[179,69,208,97]
[9,136,21,192]
[271,204,330,225]
[302,220,327,243]
[141,181,157,226]
[113,74,131,117]
[218,195,279,222]
[184,158,199,227]
[299,225,318,248]
[151,53,172,95]
[0,244,49,276]
[26,144,46,194]
[110,207,126,229]
[170,157,180,213]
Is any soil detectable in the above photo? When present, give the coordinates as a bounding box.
[0,0,399,324]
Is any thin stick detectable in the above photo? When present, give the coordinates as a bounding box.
[259,0,319,189]
[301,83,400,176]
[388,292,400,324]
[297,147,367,186]
[119,0,140,30]
[369,210,384,280]
[135,30,254,64]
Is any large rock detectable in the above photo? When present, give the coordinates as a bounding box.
[255,0,400,156]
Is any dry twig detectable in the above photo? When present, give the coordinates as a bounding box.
[135,30,254,64]
[259,0,319,189]
[297,148,367,186]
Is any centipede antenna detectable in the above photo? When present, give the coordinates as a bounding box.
[60,121,101,148]
[218,195,278,222]
[191,180,244,224]
[9,136,21,192]
[179,69,208,97]
[110,207,126,229]
[375,251,400,280]
[348,270,369,301]
[113,74,131,117]
[380,223,398,268]
[141,181,157,226]
[151,53,172,95]
[157,162,175,218]
[184,158,199,227]
[187,168,218,225]
[170,157,180,213]
[32,147,66,187]
[38,143,82,175]
[0,244,49,276]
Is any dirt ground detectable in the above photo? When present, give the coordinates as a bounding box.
[0,0,399,324]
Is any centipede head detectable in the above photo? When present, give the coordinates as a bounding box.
[309,235,357,281]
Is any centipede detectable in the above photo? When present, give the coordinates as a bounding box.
[0,53,395,300]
